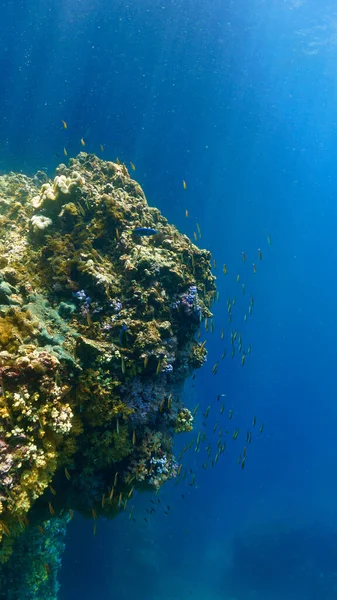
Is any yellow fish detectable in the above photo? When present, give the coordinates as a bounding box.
[212,362,218,374]
[183,180,187,189]
[223,264,227,275]
[100,144,104,152]
[49,485,56,496]
[192,403,199,416]
[77,201,86,217]
[61,120,67,129]
[64,467,71,480]
[193,231,198,242]
[130,161,136,171]
[80,138,85,146]
[48,502,55,516]
[185,209,189,218]
[191,254,195,273]
[63,147,68,156]
[0,520,10,537]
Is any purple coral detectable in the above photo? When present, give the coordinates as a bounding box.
[72,289,87,302]
[148,454,178,488]
[0,439,14,489]
[172,285,202,323]
[109,299,122,314]
[121,377,168,427]
[72,289,92,319]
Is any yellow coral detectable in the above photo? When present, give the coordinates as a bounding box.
[174,408,194,433]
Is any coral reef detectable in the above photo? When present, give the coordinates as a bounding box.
[0,516,68,600]
[0,154,215,582]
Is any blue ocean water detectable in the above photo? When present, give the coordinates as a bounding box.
[2,0,337,598]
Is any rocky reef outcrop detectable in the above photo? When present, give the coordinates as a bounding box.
[0,153,215,591]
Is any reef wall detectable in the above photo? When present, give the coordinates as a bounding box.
[0,153,215,591]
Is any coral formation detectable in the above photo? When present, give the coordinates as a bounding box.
[0,154,215,575]
[0,516,68,599]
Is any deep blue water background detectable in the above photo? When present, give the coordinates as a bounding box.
[2,0,337,598]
